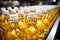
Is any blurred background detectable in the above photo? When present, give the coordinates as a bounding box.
[0,0,60,14]
[0,0,60,7]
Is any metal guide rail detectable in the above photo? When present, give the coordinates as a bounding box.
[46,14,60,40]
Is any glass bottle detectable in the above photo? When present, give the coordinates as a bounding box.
[25,13,39,40]
[18,10,27,29]
[6,14,19,40]
[1,10,10,31]
[36,10,45,39]
[18,10,28,40]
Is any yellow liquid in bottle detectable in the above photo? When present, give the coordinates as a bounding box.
[6,29,17,40]
[18,10,27,29]
[26,25,38,40]
[3,20,10,31]
[0,31,5,40]
[43,18,50,32]
[36,20,45,38]
[0,15,2,26]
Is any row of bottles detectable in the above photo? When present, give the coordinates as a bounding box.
[0,5,59,40]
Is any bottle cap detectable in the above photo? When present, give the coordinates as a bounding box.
[1,7,6,11]
[36,10,42,14]
[28,13,36,18]
[10,14,18,20]
[24,8,30,12]
[11,9,16,13]
[14,7,19,10]
[18,10,24,15]
[7,7,12,10]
